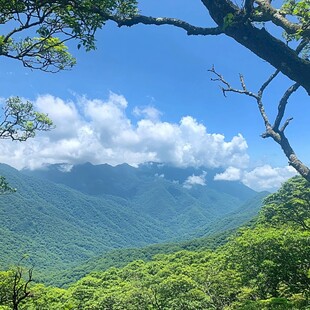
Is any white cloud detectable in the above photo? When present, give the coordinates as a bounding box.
[133,106,162,122]
[34,94,82,140]
[242,165,297,192]
[155,173,165,178]
[0,92,300,191]
[0,93,248,173]
[214,164,297,192]
[214,167,241,181]
[183,171,207,189]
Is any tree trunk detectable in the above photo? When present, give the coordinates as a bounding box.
[201,0,310,94]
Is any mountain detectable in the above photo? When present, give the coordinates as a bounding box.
[24,162,256,201]
[0,162,268,279]
[0,164,170,274]
[23,162,265,235]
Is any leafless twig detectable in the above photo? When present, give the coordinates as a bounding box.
[209,66,310,181]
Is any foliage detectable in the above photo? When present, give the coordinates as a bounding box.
[260,176,310,230]
[0,97,53,142]
[0,163,265,286]
[1,176,309,309]
[0,176,16,195]
[0,97,54,194]
[279,0,310,61]
[223,227,310,302]
[0,0,137,72]
[62,180,310,309]
[50,229,233,287]
[0,260,33,310]
[281,0,310,43]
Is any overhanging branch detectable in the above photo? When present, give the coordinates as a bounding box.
[97,12,223,36]
[200,0,310,94]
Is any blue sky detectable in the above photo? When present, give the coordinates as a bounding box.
[0,0,309,191]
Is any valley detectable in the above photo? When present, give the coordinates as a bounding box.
[0,162,266,280]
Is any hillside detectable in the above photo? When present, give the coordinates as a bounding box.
[1,176,308,310]
[0,164,170,274]
[0,162,267,276]
[48,229,234,287]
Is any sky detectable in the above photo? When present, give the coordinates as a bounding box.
[0,0,309,191]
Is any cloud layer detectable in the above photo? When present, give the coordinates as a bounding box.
[215,165,297,192]
[0,93,249,169]
[0,93,296,191]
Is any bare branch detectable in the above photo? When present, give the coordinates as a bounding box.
[208,67,258,99]
[95,11,223,36]
[239,74,247,91]
[258,69,280,96]
[274,83,300,131]
[209,67,310,182]
[280,117,293,133]
[257,97,272,131]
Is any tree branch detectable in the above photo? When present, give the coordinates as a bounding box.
[253,0,304,36]
[273,83,300,131]
[244,0,255,14]
[208,66,258,99]
[209,67,310,182]
[258,69,280,96]
[97,12,223,36]
[200,0,310,94]
[280,117,293,133]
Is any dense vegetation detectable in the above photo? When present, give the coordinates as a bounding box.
[1,176,309,309]
[0,162,266,281]
[48,229,235,288]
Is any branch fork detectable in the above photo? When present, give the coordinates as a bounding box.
[209,66,310,181]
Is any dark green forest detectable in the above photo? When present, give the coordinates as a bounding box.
[0,176,309,309]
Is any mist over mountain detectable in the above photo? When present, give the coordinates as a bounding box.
[1,162,268,276]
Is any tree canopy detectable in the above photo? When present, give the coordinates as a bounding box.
[1,1,308,83]
[0,0,137,72]
[0,97,54,193]
[260,175,310,230]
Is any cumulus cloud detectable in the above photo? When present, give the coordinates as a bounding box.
[183,171,207,189]
[214,167,241,181]
[213,164,297,192]
[0,92,300,191]
[0,92,250,171]
[133,106,162,122]
[241,165,297,192]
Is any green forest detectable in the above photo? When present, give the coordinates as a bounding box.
[0,176,309,309]
[0,162,267,282]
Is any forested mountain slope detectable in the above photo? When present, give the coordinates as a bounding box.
[0,164,170,274]
[1,176,308,309]
[49,229,234,287]
[1,162,266,277]
[23,162,256,203]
